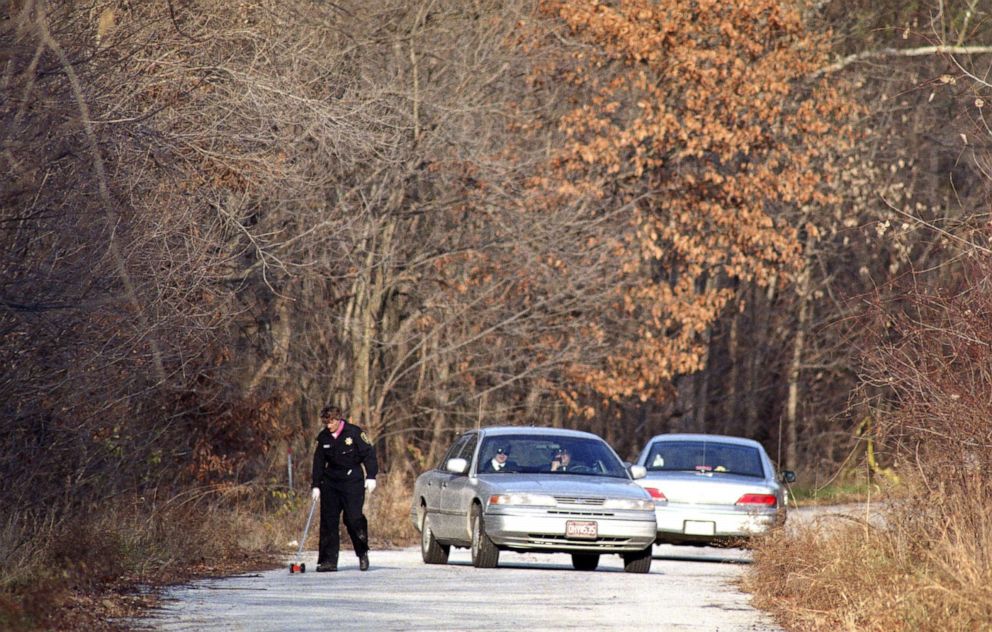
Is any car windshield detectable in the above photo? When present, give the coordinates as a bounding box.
[644,441,765,478]
[478,434,628,478]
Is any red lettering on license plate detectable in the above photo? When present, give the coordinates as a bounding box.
[565,520,598,539]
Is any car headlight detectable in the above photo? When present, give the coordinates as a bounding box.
[488,493,557,507]
[602,498,656,511]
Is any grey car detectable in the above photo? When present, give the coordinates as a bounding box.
[634,434,796,545]
[411,427,657,572]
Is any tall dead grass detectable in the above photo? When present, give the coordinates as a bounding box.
[0,472,416,630]
[0,487,284,630]
[365,471,418,548]
[746,474,992,630]
[749,248,992,628]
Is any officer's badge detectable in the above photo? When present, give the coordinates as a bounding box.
[345,437,353,446]
[361,431,371,445]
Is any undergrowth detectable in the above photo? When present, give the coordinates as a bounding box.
[746,475,992,631]
[0,472,416,631]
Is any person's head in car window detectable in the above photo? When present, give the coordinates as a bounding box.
[550,447,571,471]
[489,446,511,472]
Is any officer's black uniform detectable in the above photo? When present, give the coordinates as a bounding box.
[311,422,378,569]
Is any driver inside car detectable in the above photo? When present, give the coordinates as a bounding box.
[550,448,574,472]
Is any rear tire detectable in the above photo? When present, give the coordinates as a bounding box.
[571,553,600,571]
[421,512,450,564]
[470,504,499,568]
[622,545,652,574]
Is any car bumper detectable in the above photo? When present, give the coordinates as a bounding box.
[654,504,778,541]
[484,508,656,552]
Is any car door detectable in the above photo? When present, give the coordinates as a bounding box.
[421,435,468,533]
[429,433,472,538]
[439,432,479,543]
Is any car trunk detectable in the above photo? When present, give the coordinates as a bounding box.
[640,472,770,506]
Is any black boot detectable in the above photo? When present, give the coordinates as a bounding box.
[316,559,338,572]
[359,553,369,571]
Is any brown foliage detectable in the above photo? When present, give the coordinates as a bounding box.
[529,0,858,402]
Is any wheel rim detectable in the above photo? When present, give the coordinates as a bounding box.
[421,518,430,551]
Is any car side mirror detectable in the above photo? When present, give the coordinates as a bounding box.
[629,465,647,480]
[780,470,796,484]
[446,458,469,475]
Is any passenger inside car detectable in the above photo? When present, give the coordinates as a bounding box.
[480,446,518,473]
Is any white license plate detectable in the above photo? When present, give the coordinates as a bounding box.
[684,521,716,536]
[565,520,598,539]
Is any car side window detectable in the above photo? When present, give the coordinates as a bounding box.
[438,434,470,471]
[456,434,479,468]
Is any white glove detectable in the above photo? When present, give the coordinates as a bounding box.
[365,479,377,493]
[311,487,320,501]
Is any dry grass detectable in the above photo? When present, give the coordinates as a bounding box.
[0,473,416,630]
[282,471,418,554]
[365,472,418,548]
[0,491,288,630]
[1,499,282,630]
[745,475,992,631]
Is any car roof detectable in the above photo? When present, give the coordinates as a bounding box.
[473,426,603,440]
[644,433,765,449]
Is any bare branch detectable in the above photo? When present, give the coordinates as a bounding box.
[817,45,992,77]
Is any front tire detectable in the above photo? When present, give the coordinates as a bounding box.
[622,545,653,574]
[571,553,600,571]
[421,512,450,564]
[470,504,499,568]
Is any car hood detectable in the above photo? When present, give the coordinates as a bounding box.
[479,475,649,500]
[637,471,778,505]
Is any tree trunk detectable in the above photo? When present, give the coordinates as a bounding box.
[723,312,739,435]
[785,259,812,471]
[745,277,776,439]
[424,344,450,470]
[246,296,291,394]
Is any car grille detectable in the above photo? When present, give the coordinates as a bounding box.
[498,534,637,550]
[527,534,629,544]
[547,509,614,517]
[554,496,605,506]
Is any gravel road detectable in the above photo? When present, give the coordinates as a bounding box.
[137,503,888,631]
[138,543,782,631]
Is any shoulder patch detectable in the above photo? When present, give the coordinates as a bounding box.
[361,431,371,445]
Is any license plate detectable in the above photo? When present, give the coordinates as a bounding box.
[684,520,716,536]
[565,520,598,539]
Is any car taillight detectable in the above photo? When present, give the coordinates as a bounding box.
[643,487,667,501]
[736,493,777,507]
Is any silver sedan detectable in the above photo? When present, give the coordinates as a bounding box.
[411,427,657,572]
[634,434,796,545]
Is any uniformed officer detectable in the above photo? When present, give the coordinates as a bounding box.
[310,405,378,572]
[550,447,572,471]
